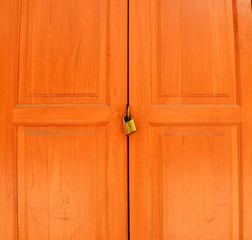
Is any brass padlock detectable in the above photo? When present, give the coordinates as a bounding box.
[122,113,137,135]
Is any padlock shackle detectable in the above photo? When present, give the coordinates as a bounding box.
[126,104,130,121]
[122,113,133,124]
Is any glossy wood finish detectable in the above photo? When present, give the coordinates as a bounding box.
[150,0,237,104]
[130,0,251,239]
[151,126,239,239]
[0,0,19,239]
[148,104,242,124]
[18,0,108,104]
[18,126,108,239]
[238,0,252,239]
[1,0,252,239]
[1,0,128,239]
[13,104,110,124]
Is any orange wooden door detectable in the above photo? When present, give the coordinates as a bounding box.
[130,0,252,239]
[0,0,127,239]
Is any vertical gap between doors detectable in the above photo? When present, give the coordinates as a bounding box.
[127,0,130,239]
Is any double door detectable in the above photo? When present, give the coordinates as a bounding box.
[1,0,252,239]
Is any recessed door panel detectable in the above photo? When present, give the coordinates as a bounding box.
[151,126,239,239]
[19,0,108,104]
[18,126,107,239]
[150,0,237,104]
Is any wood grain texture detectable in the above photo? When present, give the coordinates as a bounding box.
[129,0,243,239]
[148,104,242,124]
[18,0,108,104]
[151,126,239,240]
[18,126,107,239]
[238,0,252,239]
[0,0,19,239]
[13,104,110,124]
[130,1,152,239]
[150,0,237,104]
[1,0,127,239]
[16,0,128,237]
[105,0,128,238]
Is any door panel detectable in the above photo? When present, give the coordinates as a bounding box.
[0,0,128,239]
[130,0,251,239]
[150,0,237,104]
[18,126,107,239]
[19,0,108,104]
[151,126,239,239]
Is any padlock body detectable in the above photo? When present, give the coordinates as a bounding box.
[123,119,137,135]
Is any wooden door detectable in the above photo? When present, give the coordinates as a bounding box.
[0,0,127,239]
[130,0,252,239]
